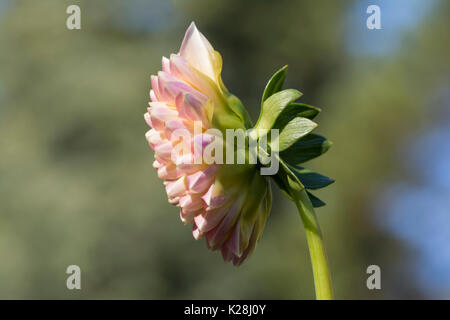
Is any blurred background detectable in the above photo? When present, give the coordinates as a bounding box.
[0,0,449,299]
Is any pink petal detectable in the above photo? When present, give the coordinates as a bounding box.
[202,182,228,209]
[145,129,163,148]
[157,75,173,101]
[174,152,193,166]
[232,226,258,266]
[220,246,233,262]
[165,176,187,198]
[168,196,180,205]
[154,141,173,160]
[144,112,152,127]
[179,194,204,213]
[187,166,217,193]
[162,56,171,73]
[169,54,216,98]
[149,102,178,131]
[194,205,229,233]
[149,90,158,102]
[192,223,204,240]
[174,153,204,173]
[151,75,163,101]
[158,71,206,104]
[205,196,243,249]
[164,118,193,142]
[180,208,203,225]
[226,221,241,257]
[149,102,178,121]
[192,133,214,163]
[158,162,181,180]
[152,159,162,169]
[176,92,208,124]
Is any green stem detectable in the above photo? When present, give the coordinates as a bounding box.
[293,189,333,300]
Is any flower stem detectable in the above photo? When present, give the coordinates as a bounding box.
[293,189,333,300]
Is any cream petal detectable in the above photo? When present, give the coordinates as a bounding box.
[179,22,217,82]
[169,54,218,99]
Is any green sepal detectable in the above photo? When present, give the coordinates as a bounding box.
[280,134,332,165]
[261,65,288,104]
[256,66,332,210]
[271,168,327,208]
[271,116,317,152]
[272,154,305,194]
[254,89,303,137]
[271,103,321,124]
[269,103,320,151]
[307,191,326,208]
[227,94,253,129]
[286,103,321,120]
[270,167,294,201]
[269,146,333,209]
[285,165,334,190]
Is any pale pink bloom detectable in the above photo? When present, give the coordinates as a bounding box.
[145,22,271,265]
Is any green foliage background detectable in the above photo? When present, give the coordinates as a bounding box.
[0,0,448,299]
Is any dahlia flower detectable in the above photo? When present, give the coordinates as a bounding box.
[145,22,271,266]
[145,22,334,299]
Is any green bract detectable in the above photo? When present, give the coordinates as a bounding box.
[255,66,334,207]
[254,89,303,137]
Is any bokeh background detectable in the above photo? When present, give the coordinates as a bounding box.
[0,0,449,299]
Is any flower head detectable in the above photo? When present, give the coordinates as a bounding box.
[145,22,271,265]
[145,21,334,298]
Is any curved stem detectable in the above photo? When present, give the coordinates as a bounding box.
[293,189,333,300]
